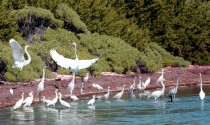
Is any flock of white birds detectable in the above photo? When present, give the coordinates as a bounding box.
[8,39,206,110]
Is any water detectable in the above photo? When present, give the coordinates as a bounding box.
[1,86,210,125]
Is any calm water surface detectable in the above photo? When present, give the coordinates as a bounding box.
[1,85,210,125]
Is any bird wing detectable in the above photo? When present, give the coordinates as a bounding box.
[9,39,25,62]
[77,57,100,70]
[50,49,74,69]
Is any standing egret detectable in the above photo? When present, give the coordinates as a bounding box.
[9,39,31,71]
[79,82,84,94]
[92,83,103,90]
[50,42,101,74]
[113,85,125,100]
[157,68,165,83]
[42,96,51,105]
[67,73,75,95]
[199,73,205,101]
[167,73,181,102]
[70,94,79,101]
[13,93,24,110]
[103,86,110,100]
[47,89,58,107]
[87,95,96,106]
[58,93,71,108]
[82,73,89,86]
[37,67,45,101]
[137,77,146,91]
[9,88,14,96]
[23,91,34,107]
[129,77,136,95]
[144,77,151,87]
[147,81,165,100]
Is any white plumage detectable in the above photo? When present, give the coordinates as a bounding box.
[9,39,31,71]
[167,73,181,102]
[82,73,89,85]
[70,94,79,101]
[37,67,45,96]
[13,93,24,110]
[147,81,165,100]
[87,95,96,106]
[58,93,71,108]
[23,91,34,107]
[92,83,103,90]
[67,73,75,95]
[113,85,125,100]
[9,88,14,96]
[47,89,58,107]
[42,96,51,105]
[157,68,165,83]
[199,73,205,101]
[129,77,136,95]
[103,86,110,100]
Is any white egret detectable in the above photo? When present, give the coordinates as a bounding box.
[9,39,31,71]
[13,93,24,110]
[79,82,84,94]
[47,89,58,107]
[82,73,89,86]
[23,91,34,107]
[58,93,71,108]
[129,77,136,95]
[9,88,14,96]
[144,77,151,87]
[50,42,101,74]
[70,94,79,101]
[67,73,75,95]
[103,86,110,100]
[92,83,103,90]
[113,85,125,100]
[137,77,146,91]
[157,68,165,83]
[42,96,51,105]
[87,95,96,106]
[167,73,181,102]
[37,67,45,101]
[147,81,165,100]
[199,73,205,101]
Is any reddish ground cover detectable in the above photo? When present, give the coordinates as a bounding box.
[0,65,210,108]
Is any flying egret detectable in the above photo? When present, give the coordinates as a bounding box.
[129,77,136,95]
[10,88,14,96]
[147,81,165,100]
[67,73,75,95]
[23,91,34,107]
[92,83,103,90]
[58,93,71,108]
[167,73,181,102]
[50,42,101,74]
[103,86,110,100]
[113,85,125,100]
[9,39,31,71]
[70,94,79,101]
[47,89,58,107]
[199,73,205,101]
[157,68,165,83]
[87,95,96,106]
[13,93,24,110]
[37,67,45,101]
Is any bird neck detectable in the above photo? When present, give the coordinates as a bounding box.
[200,74,203,91]
[161,69,164,77]
[121,86,125,93]
[175,74,180,90]
[160,82,165,93]
[59,95,62,101]
[42,68,45,79]
[24,46,31,65]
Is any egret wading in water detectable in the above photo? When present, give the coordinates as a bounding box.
[9,39,31,71]
[167,72,181,102]
[42,96,51,105]
[199,73,205,101]
[23,91,34,107]
[103,86,110,100]
[50,42,101,94]
[113,85,125,100]
[47,89,58,107]
[147,81,165,100]
[70,94,79,102]
[37,67,45,102]
[13,93,24,110]
[87,95,96,106]
[137,77,146,91]
[58,93,71,108]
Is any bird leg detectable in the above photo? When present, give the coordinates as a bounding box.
[169,96,173,102]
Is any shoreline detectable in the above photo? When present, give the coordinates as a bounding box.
[0,65,210,109]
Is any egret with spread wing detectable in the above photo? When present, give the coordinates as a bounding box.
[50,42,101,74]
[9,39,31,71]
